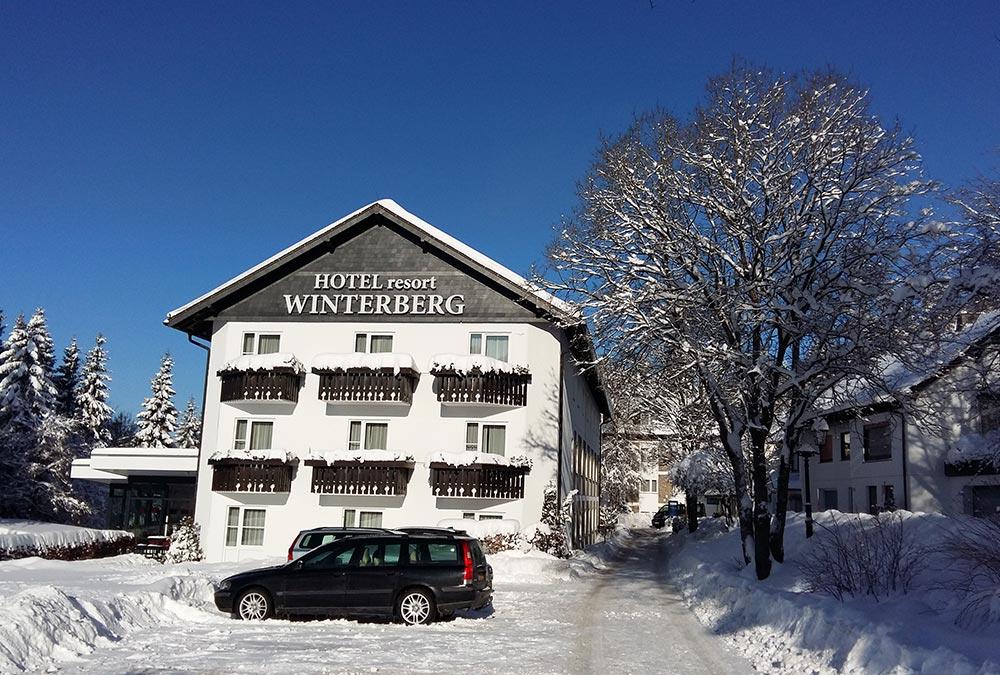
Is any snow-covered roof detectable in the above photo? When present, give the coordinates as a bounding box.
[304,449,415,464]
[218,353,305,374]
[165,199,576,325]
[312,352,418,375]
[428,451,533,468]
[207,448,298,464]
[429,354,530,376]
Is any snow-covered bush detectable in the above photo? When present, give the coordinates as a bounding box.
[165,516,204,563]
[798,511,927,602]
[932,515,1000,627]
[480,531,527,554]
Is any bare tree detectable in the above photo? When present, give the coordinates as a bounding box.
[546,63,972,579]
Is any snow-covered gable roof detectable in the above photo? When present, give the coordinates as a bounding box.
[164,199,576,327]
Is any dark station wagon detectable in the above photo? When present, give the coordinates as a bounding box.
[215,531,493,625]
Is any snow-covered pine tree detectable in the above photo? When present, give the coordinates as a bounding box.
[176,397,202,449]
[165,516,204,563]
[0,311,58,433]
[75,334,113,449]
[53,338,81,416]
[24,413,90,522]
[135,353,178,448]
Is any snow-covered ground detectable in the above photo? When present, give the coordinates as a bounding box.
[3,516,996,673]
[666,511,1000,674]
[0,519,131,555]
[0,529,747,674]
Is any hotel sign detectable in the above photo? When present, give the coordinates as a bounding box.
[283,273,466,316]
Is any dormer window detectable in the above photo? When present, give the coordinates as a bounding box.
[355,333,393,353]
[470,333,508,362]
[242,333,280,355]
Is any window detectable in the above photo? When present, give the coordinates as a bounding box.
[225,507,239,546]
[225,507,265,547]
[863,422,892,461]
[465,422,506,455]
[820,489,839,511]
[478,514,503,521]
[234,420,273,451]
[469,333,509,362]
[303,545,356,569]
[359,511,382,528]
[241,333,280,355]
[819,434,833,463]
[356,542,401,567]
[965,485,1000,518]
[789,452,800,473]
[979,392,1000,435]
[355,333,394,354]
[640,479,658,493]
[343,509,356,527]
[462,512,475,520]
[241,509,266,545]
[868,485,878,514]
[348,421,388,451]
[840,432,851,461]
[848,487,855,512]
[407,542,459,563]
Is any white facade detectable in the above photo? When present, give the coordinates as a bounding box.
[165,200,608,561]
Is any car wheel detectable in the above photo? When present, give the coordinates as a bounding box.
[397,589,436,625]
[236,588,273,621]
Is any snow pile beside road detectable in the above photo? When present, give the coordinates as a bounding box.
[0,570,217,673]
[665,512,1000,674]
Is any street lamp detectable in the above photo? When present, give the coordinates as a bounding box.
[799,418,829,539]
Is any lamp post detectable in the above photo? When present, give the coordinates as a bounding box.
[800,418,829,539]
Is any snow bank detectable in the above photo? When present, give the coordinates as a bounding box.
[0,571,217,672]
[207,448,298,463]
[665,511,1000,674]
[304,449,415,464]
[311,352,418,374]
[0,520,131,555]
[428,451,532,468]
[437,518,520,537]
[428,353,530,376]
[218,353,305,374]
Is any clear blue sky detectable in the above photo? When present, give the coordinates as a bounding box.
[2,1,999,414]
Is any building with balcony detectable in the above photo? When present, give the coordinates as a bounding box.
[97,199,610,561]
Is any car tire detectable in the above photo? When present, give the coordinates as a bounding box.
[397,588,436,625]
[235,588,273,621]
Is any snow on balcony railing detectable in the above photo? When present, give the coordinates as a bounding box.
[218,353,306,374]
[207,449,297,493]
[428,354,529,376]
[217,354,305,403]
[312,352,419,375]
[207,448,299,464]
[304,449,415,496]
[429,355,531,406]
[428,452,532,500]
[312,353,419,404]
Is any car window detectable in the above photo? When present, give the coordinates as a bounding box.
[300,532,338,549]
[302,545,356,569]
[407,542,459,564]
[356,542,402,567]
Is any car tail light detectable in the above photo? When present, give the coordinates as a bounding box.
[461,541,474,584]
[287,540,295,561]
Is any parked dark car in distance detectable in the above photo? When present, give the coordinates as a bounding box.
[215,531,492,625]
[652,501,687,528]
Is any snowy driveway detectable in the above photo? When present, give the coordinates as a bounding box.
[3,530,750,674]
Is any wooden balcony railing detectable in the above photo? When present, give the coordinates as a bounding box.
[432,372,531,406]
[306,460,415,496]
[219,370,302,403]
[209,460,294,493]
[429,463,529,499]
[313,368,419,404]
[944,458,1000,477]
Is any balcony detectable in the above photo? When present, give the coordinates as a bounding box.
[306,457,415,496]
[312,353,420,404]
[218,354,305,403]
[430,355,531,407]
[429,459,531,499]
[208,458,293,493]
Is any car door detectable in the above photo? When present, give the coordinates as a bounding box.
[282,543,357,613]
[343,541,402,612]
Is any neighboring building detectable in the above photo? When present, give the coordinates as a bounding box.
[807,316,1000,517]
[602,412,677,515]
[79,200,609,561]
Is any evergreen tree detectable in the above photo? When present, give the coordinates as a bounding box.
[135,353,178,447]
[24,414,89,522]
[176,397,202,449]
[106,410,138,447]
[53,338,81,416]
[75,335,113,449]
[0,311,57,433]
[165,516,204,563]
